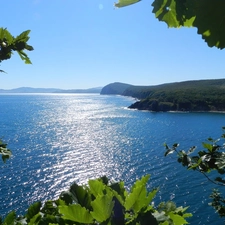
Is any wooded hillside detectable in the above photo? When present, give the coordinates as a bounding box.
[101,79,225,112]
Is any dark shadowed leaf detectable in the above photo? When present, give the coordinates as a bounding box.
[3,211,16,225]
[26,202,41,222]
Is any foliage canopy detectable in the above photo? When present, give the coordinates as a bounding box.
[115,0,225,49]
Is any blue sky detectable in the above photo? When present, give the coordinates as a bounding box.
[1,0,225,89]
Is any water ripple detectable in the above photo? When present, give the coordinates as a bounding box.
[0,94,225,224]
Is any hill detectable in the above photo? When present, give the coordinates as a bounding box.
[100,79,225,112]
[0,87,102,94]
[100,82,132,95]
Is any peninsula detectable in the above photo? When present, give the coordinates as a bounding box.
[100,79,225,112]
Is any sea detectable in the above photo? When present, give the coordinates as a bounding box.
[0,93,225,224]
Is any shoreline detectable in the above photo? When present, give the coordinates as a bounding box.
[128,107,225,114]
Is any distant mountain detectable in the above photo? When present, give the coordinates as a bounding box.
[100,79,225,112]
[0,87,102,93]
[100,82,132,95]
[54,87,102,93]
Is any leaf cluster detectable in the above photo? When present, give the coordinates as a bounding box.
[0,28,33,72]
[115,0,225,49]
[0,175,191,225]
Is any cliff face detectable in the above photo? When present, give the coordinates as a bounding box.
[128,99,217,112]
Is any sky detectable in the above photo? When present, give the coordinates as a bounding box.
[1,0,225,89]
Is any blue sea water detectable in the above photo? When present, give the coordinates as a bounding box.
[0,93,225,224]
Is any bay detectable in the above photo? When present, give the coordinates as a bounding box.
[0,93,225,224]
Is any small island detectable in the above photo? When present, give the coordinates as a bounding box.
[100,79,225,112]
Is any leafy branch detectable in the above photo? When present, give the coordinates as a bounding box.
[165,127,225,218]
[0,28,33,72]
[115,0,225,49]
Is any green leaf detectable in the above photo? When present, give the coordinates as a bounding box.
[183,212,193,218]
[69,182,91,208]
[151,0,225,48]
[152,211,168,223]
[114,0,141,8]
[88,179,105,197]
[26,202,41,222]
[90,194,114,222]
[110,181,127,206]
[163,201,176,213]
[28,213,42,225]
[152,0,194,28]
[168,212,188,225]
[15,30,31,43]
[17,50,32,64]
[1,28,14,45]
[59,191,73,205]
[124,175,151,212]
[25,44,34,51]
[187,0,225,49]
[160,221,169,225]
[59,204,93,223]
[202,142,213,152]
[3,211,16,225]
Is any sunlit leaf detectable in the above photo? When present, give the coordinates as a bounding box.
[17,51,32,64]
[124,175,151,212]
[88,179,105,197]
[160,221,169,225]
[114,0,141,8]
[91,194,114,222]
[202,142,213,152]
[168,212,188,225]
[15,30,31,43]
[59,204,93,223]
[152,0,194,28]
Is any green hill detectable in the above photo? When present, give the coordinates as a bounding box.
[100,82,132,95]
[101,79,225,112]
